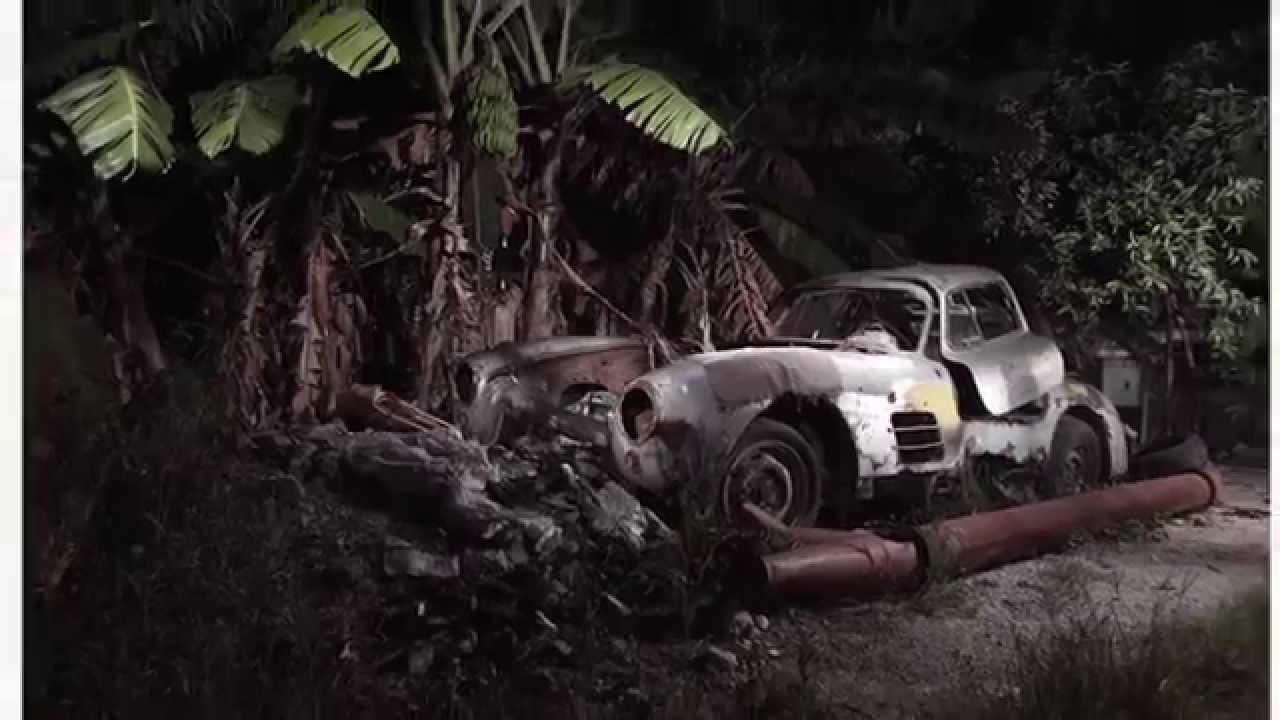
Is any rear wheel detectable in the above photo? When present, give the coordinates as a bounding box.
[719,418,823,527]
[1041,415,1103,498]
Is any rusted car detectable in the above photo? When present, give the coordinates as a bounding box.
[455,264,1129,526]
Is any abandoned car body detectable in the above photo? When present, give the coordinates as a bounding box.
[454,264,1129,526]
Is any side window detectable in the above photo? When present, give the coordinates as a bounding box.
[946,291,983,350]
[968,283,1021,340]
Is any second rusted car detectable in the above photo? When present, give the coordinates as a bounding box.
[455,264,1130,527]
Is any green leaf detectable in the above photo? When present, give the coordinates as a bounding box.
[190,75,301,159]
[347,191,412,241]
[272,5,400,77]
[38,65,175,181]
[566,63,726,155]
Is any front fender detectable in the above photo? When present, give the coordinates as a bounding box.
[1057,378,1130,479]
[964,378,1129,481]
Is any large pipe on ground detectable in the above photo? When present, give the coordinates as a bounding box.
[751,467,1223,597]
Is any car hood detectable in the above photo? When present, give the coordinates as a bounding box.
[463,335,647,380]
[637,345,941,415]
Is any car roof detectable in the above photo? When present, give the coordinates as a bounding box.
[795,264,1009,296]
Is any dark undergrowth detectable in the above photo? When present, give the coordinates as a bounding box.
[28,370,380,718]
[951,584,1270,720]
[26,366,835,719]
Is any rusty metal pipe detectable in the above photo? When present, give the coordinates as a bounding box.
[920,468,1222,579]
[753,468,1222,597]
[758,535,922,596]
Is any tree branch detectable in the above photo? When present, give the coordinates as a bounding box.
[519,0,553,84]
[483,0,523,36]
[425,41,454,117]
[442,0,460,78]
[555,0,574,78]
[460,0,481,68]
[500,23,534,87]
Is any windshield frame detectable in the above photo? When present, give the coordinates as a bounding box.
[768,279,936,354]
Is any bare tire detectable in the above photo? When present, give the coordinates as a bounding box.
[719,418,823,527]
[1040,415,1103,498]
[1129,434,1209,480]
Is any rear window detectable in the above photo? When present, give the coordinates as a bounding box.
[967,283,1021,340]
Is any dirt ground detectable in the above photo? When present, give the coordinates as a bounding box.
[748,464,1270,719]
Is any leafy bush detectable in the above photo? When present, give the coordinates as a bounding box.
[1031,42,1267,363]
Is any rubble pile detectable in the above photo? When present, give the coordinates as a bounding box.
[255,402,771,706]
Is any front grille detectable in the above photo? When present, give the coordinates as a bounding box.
[891,412,944,464]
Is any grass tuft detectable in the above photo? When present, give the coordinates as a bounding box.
[953,584,1269,720]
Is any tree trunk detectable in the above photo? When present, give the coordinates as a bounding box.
[521,130,567,340]
[415,155,461,409]
[415,152,484,413]
[103,246,166,375]
[635,228,676,323]
[522,210,561,340]
[289,225,336,423]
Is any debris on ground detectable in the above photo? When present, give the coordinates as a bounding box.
[261,405,771,707]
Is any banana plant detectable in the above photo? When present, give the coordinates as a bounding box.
[411,0,725,156]
[190,76,302,159]
[36,2,402,172]
[562,62,726,155]
[38,65,177,181]
[271,2,400,77]
[193,2,401,160]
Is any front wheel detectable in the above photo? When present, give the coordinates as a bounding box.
[718,418,823,527]
[1040,415,1103,498]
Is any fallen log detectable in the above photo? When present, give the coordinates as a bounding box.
[749,467,1224,597]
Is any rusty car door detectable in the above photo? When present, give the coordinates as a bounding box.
[941,280,1064,416]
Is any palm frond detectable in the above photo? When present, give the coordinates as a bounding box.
[272,4,400,77]
[27,21,154,91]
[191,75,301,158]
[565,62,726,155]
[754,207,849,278]
[38,65,176,180]
[711,228,778,340]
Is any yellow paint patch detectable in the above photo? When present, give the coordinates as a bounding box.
[1064,380,1090,398]
[903,382,961,428]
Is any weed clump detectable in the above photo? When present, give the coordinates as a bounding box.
[955,585,1269,720]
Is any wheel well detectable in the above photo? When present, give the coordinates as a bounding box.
[760,393,857,485]
[1063,405,1111,480]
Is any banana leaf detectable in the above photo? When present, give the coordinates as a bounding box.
[38,65,175,180]
[272,4,400,77]
[565,62,726,155]
[191,75,301,159]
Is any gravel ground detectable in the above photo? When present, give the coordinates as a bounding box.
[757,465,1270,719]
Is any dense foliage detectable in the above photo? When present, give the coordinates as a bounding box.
[1029,43,1267,362]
